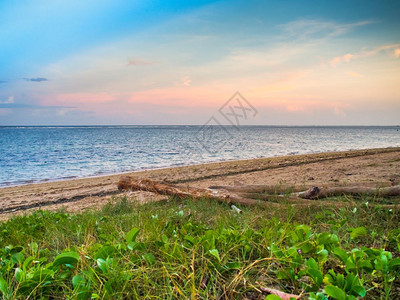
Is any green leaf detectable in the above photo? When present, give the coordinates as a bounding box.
[94,245,115,259]
[309,292,328,300]
[208,249,221,262]
[10,246,23,254]
[336,273,344,288]
[97,258,109,273]
[23,256,35,270]
[352,285,366,297]
[350,227,367,239]
[344,273,357,291]
[142,253,156,266]
[12,252,24,265]
[15,268,25,283]
[28,242,38,255]
[333,248,348,263]
[374,253,389,272]
[388,257,400,269]
[77,290,92,300]
[31,269,54,282]
[358,260,373,270]
[318,249,329,262]
[324,285,346,300]
[0,278,8,295]
[308,269,323,286]
[300,242,314,254]
[184,235,195,246]
[162,234,168,244]
[225,261,241,270]
[126,227,140,244]
[306,258,318,270]
[72,275,86,289]
[53,251,80,267]
[276,270,289,280]
[265,295,282,300]
[128,241,145,251]
[104,280,113,295]
[318,232,331,243]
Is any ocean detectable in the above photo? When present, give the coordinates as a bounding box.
[0,126,399,187]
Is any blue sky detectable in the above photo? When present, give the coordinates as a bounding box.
[0,0,399,125]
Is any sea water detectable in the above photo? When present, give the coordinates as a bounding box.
[0,126,399,187]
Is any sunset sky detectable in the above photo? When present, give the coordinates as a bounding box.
[0,0,399,125]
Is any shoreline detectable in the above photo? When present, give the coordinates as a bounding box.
[1,146,399,189]
[0,147,399,219]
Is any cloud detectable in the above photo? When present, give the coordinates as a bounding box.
[279,19,373,40]
[0,102,74,109]
[126,59,154,66]
[0,103,33,108]
[55,93,116,104]
[23,77,49,82]
[330,44,400,67]
[0,96,14,104]
[347,71,363,78]
[330,54,353,66]
[0,80,6,84]
[395,48,400,58]
[56,108,74,116]
[181,76,192,86]
[282,100,350,117]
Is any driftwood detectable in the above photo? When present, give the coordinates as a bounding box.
[117,176,270,207]
[210,184,400,200]
[298,185,400,199]
[118,177,400,207]
[118,177,215,200]
[208,184,303,194]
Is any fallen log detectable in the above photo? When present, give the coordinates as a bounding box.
[208,184,302,194]
[118,177,400,207]
[118,177,206,199]
[117,176,273,207]
[210,183,400,200]
[298,185,400,199]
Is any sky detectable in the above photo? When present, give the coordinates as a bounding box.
[0,0,399,125]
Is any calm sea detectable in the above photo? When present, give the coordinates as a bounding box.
[0,126,399,187]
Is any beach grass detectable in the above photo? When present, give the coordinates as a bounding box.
[0,195,399,299]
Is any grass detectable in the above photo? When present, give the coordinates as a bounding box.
[0,195,399,299]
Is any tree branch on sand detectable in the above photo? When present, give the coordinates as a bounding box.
[297,185,400,199]
[117,177,267,207]
[118,176,400,207]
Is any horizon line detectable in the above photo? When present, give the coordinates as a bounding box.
[1,124,399,127]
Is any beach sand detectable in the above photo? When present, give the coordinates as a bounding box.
[1,147,399,220]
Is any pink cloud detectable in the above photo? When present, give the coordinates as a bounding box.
[128,86,228,107]
[281,100,350,116]
[285,103,305,112]
[181,76,192,86]
[346,71,363,78]
[330,53,354,67]
[56,93,116,104]
[330,44,400,67]
[126,59,154,66]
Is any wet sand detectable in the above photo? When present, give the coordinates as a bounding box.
[1,147,399,219]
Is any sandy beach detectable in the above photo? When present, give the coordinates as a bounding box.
[1,147,399,220]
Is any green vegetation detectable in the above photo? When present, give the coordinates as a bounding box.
[0,196,399,299]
